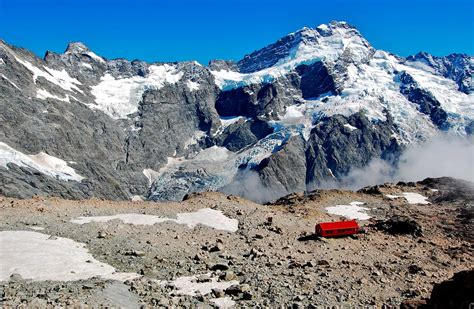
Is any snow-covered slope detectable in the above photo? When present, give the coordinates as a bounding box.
[211,21,473,142]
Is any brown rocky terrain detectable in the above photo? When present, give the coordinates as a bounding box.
[0,177,473,307]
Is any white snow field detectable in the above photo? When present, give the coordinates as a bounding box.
[90,64,184,119]
[0,231,139,281]
[385,192,430,204]
[71,208,239,232]
[0,142,84,182]
[402,192,430,204]
[13,54,84,94]
[326,201,371,220]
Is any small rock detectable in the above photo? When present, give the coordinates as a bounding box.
[211,263,229,271]
[408,265,423,274]
[126,250,145,257]
[358,278,368,284]
[223,271,237,281]
[212,288,225,298]
[209,245,222,252]
[225,285,242,296]
[317,260,330,267]
[97,230,107,238]
[240,284,251,292]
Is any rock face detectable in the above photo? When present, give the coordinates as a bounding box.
[0,21,473,202]
[256,135,307,196]
[425,270,474,309]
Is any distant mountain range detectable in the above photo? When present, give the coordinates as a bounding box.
[1,21,472,201]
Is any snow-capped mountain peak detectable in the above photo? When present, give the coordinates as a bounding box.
[65,42,91,54]
[236,21,372,74]
[62,41,106,63]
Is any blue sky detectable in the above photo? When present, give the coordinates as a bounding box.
[0,0,472,64]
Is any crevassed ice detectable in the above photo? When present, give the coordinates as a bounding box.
[0,142,84,182]
[90,64,184,119]
[0,231,139,281]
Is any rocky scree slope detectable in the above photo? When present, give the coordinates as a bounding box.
[0,21,473,201]
[0,177,473,307]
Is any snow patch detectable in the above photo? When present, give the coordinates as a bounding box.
[143,168,160,186]
[385,192,430,204]
[71,208,239,232]
[220,116,246,127]
[81,62,93,69]
[186,80,200,91]
[36,88,70,102]
[184,130,206,149]
[316,24,329,31]
[214,116,248,136]
[326,201,371,220]
[402,192,430,204]
[343,123,358,131]
[90,64,183,119]
[85,51,105,63]
[28,226,45,231]
[0,142,84,182]
[1,73,20,90]
[170,273,238,296]
[131,195,143,202]
[211,297,236,308]
[13,55,83,94]
[282,105,305,120]
[0,231,139,282]
[193,146,231,162]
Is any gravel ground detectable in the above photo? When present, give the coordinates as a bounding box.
[0,178,473,307]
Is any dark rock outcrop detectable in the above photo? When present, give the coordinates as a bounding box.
[374,216,423,237]
[255,135,307,195]
[399,72,448,128]
[425,270,474,309]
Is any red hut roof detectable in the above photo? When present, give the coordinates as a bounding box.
[317,220,359,231]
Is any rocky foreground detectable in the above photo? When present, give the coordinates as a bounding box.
[0,177,473,308]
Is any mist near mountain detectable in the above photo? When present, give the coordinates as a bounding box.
[340,135,474,189]
[223,135,474,203]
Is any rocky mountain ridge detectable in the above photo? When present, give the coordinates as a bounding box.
[1,21,473,202]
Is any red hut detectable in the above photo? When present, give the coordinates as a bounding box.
[315,220,359,238]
